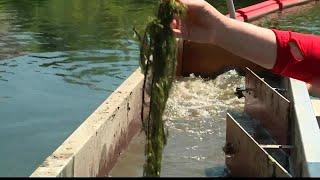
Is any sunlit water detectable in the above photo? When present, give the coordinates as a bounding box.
[110,71,245,177]
[0,0,273,177]
[161,71,245,177]
[110,2,320,178]
[0,0,156,176]
[161,4,320,177]
[260,3,320,35]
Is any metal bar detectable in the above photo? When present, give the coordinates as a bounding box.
[226,0,236,19]
[260,145,294,150]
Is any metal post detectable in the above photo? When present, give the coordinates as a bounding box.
[226,0,236,19]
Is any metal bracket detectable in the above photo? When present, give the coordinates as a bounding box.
[273,88,287,94]
[225,113,291,177]
[260,144,293,150]
[235,87,252,99]
[223,142,237,157]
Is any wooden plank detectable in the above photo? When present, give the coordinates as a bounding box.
[244,68,290,145]
[225,113,291,177]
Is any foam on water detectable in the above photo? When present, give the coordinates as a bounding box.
[110,70,245,177]
[161,70,244,176]
[165,70,244,124]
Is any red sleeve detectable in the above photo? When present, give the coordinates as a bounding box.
[271,29,320,83]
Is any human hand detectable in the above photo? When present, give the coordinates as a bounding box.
[171,0,226,44]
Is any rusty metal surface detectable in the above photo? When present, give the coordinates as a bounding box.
[180,42,268,78]
[225,113,291,177]
[244,68,290,145]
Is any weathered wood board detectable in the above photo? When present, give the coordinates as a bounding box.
[225,113,291,177]
[244,68,290,145]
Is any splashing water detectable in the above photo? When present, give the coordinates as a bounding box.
[164,71,245,122]
[161,70,245,177]
[110,70,246,177]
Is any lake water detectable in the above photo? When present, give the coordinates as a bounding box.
[0,0,289,177]
[259,3,320,35]
[110,71,245,177]
[0,0,156,176]
[111,2,320,178]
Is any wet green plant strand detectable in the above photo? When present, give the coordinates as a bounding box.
[134,0,186,177]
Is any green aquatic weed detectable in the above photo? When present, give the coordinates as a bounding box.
[134,0,186,177]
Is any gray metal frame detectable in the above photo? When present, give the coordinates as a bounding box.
[287,78,320,177]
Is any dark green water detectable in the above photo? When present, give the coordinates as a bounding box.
[0,0,156,176]
[0,0,267,177]
[111,2,320,178]
[261,3,320,35]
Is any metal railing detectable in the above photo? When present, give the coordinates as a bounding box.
[226,0,236,19]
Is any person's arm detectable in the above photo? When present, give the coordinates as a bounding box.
[172,0,320,95]
[172,0,302,70]
[215,17,277,69]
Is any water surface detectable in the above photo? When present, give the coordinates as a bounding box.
[0,0,275,177]
[260,3,320,35]
[0,0,156,176]
[110,2,320,177]
[110,71,245,177]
